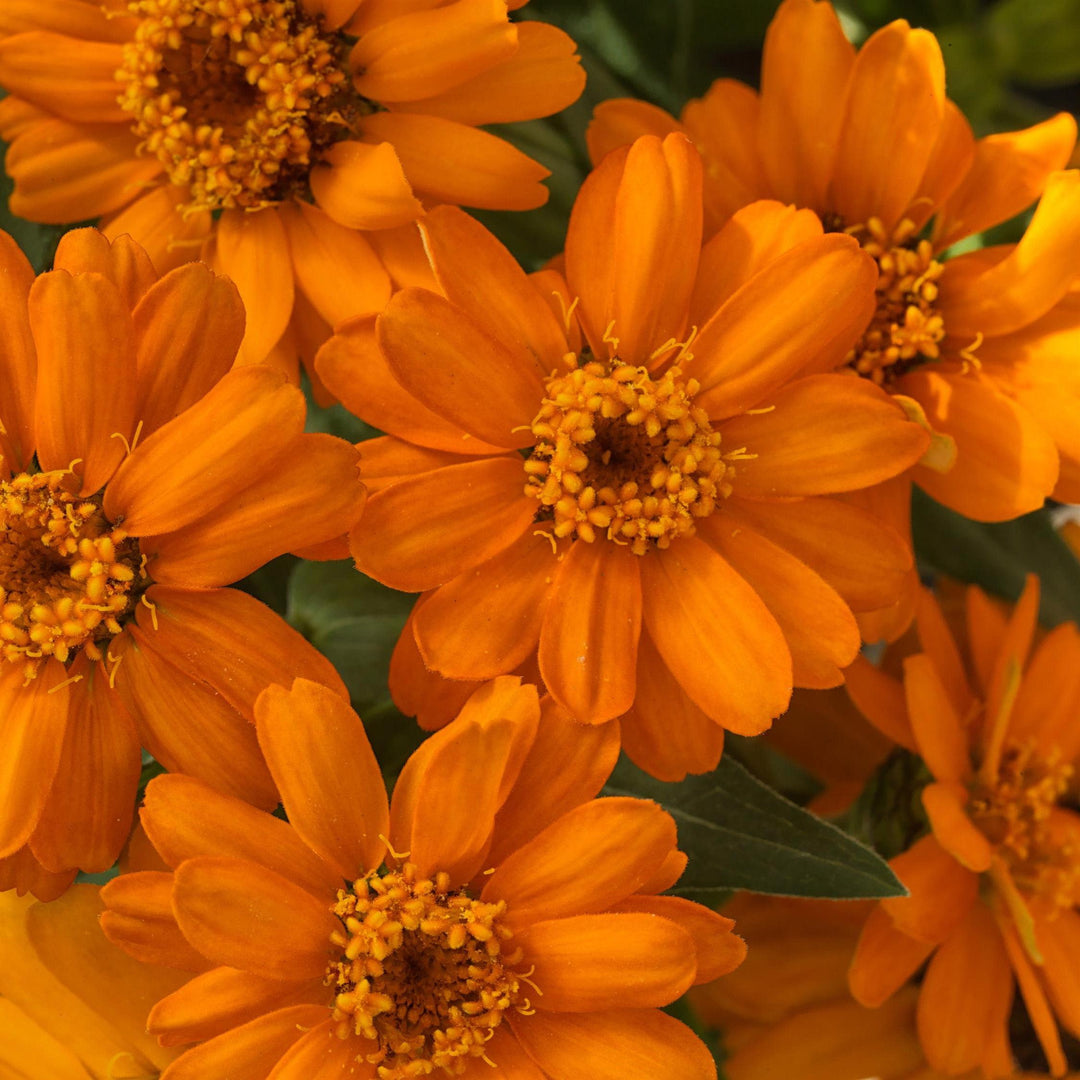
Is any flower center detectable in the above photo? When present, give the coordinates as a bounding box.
[836,217,948,387]
[524,358,730,555]
[116,0,358,211]
[327,863,532,1079]
[0,472,144,681]
[969,740,1080,915]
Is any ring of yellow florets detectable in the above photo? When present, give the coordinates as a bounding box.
[840,217,949,387]
[116,0,358,211]
[524,358,729,556]
[0,472,144,682]
[327,862,532,1079]
[969,739,1080,917]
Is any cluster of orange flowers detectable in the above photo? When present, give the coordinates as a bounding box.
[0,0,1079,1076]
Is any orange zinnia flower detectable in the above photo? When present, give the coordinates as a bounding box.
[0,884,185,1078]
[0,227,360,898]
[588,0,1080,636]
[318,132,930,778]
[100,675,745,1079]
[847,577,1080,1076]
[0,0,584,379]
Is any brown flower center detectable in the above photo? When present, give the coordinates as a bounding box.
[0,471,144,682]
[116,0,363,211]
[327,863,534,1079]
[524,358,732,555]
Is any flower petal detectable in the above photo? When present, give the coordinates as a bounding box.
[921,781,992,873]
[520,913,695,1011]
[849,904,935,1007]
[481,797,677,928]
[511,1008,715,1080]
[357,112,550,210]
[1040,908,1080,1038]
[414,530,554,678]
[140,774,341,901]
[586,99,683,166]
[255,680,389,881]
[309,140,422,231]
[100,184,212,275]
[51,228,157,308]
[539,541,642,724]
[843,654,916,751]
[172,857,339,980]
[30,269,136,494]
[352,456,535,592]
[0,846,75,902]
[640,537,792,736]
[720,374,929,497]
[377,287,545,447]
[0,230,36,474]
[903,654,971,783]
[0,0,137,42]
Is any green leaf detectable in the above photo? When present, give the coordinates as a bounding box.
[604,756,905,900]
[912,489,1080,627]
[987,0,1080,85]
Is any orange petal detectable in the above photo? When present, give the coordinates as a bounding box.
[949,171,1080,335]
[278,200,392,328]
[567,133,703,366]
[0,662,69,859]
[830,21,945,234]
[538,541,641,724]
[172,856,339,980]
[420,205,568,373]
[843,653,916,750]
[264,1019,375,1079]
[640,537,792,736]
[213,207,294,365]
[691,235,876,419]
[620,628,725,782]
[414,530,553,678]
[358,436,468,494]
[0,229,36,473]
[255,680,389,881]
[113,625,278,809]
[881,833,978,943]
[0,0,137,42]
[1009,623,1080,755]
[903,654,971,783]
[377,287,544,448]
[965,583,1008,696]
[149,967,321,1048]
[103,365,304,535]
[4,117,158,223]
[0,33,128,123]
[99,870,212,972]
[487,695,621,865]
[51,228,158,309]
[132,261,244,438]
[587,98,683,166]
[366,218,438,291]
[848,904,935,1007]
[1040,908,1080,1039]
[140,774,341,901]
[688,200,823,328]
[934,112,1078,249]
[30,269,136,494]
[393,679,540,883]
[156,1005,330,1080]
[357,112,550,210]
[609,895,746,983]
[982,574,1039,760]
[29,659,140,874]
[905,369,1059,521]
[481,797,677,929]
[757,0,854,210]
[720,374,929,497]
[308,140,422,230]
[148,434,363,587]
[724,494,912,614]
[351,456,535,592]
[315,317,505,455]
[349,0,516,102]
[0,846,75,902]
[510,1008,715,1080]
[100,184,212,275]
[921,781,992,872]
[520,913,695,1011]
[907,100,976,234]
[916,904,1013,1075]
[913,587,974,716]
[701,515,860,689]
[402,21,584,125]
[131,584,348,719]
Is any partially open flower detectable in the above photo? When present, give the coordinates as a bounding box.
[100,675,744,1080]
[0,227,362,897]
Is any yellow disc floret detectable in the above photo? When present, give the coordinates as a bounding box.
[116,0,353,212]
[524,358,729,555]
[327,862,532,1079]
[0,472,144,681]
